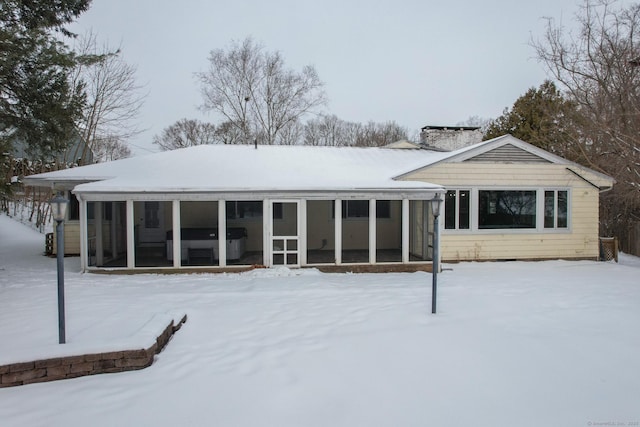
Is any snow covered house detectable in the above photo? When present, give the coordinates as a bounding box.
[23,134,614,273]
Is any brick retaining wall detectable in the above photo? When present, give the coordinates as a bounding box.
[0,314,187,388]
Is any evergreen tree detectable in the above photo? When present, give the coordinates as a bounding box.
[0,0,91,159]
[484,81,581,157]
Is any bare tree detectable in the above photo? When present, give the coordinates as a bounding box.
[304,115,350,146]
[532,0,640,243]
[304,115,408,147]
[69,31,146,163]
[354,121,409,147]
[92,135,132,161]
[153,118,217,151]
[214,121,244,145]
[197,37,326,145]
[277,120,304,145]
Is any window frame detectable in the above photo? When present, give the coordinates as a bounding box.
[442,187,571,234]
[331,200,391,220]
[478,189,537,230]
[543,189,570,230]
[444,189,471,231]
[226,201,275,220]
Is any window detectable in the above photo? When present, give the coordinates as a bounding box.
[344,200,369,218]
[332,200,391,219]
[478,190,536,229]
[226,201,270,219]
[544,190,568,229]
[68,192,80,221]
[444,190,470,230]
[376,200,391,219]
[86,202,113,221]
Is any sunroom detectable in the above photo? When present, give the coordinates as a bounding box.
[26,144,447,272]
[80,194,441,272]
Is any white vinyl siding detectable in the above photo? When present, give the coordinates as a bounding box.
[401,163,601,261]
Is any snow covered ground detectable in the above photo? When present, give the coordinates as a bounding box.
[1,213,639,427]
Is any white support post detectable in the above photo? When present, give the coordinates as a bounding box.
[300,200,307,266]
[264,199,270,267]
[110,202,117,260]
[126,200,135,269]
[172,200,181,268]
[79,197,87,272]
[335,199,342,265]
[423,200,430,259]
[402,198,409,263]
[369,199,376,264]
[95,201,104,266]
[218,201,226,267]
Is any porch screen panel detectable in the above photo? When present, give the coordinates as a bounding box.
[178,201,219,266]
[341,200,369,263]
[134,201,172,268]
[226,201,263,266]
[87,201,127,267]
[409,200,432,261]
[86,201,96,267]
[307,200,335,264]
[376,200,402,262]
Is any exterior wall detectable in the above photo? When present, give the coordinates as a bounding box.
[52,222,81,255]
[403,162,601,261]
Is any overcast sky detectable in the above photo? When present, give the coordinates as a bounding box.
[70,0,586,155]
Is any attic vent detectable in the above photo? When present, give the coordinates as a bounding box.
[464,144,550,163]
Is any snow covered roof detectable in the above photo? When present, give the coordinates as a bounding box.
[24,144,451,195]
[24,136,615,195]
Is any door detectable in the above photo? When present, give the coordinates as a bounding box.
[271,201,300,267]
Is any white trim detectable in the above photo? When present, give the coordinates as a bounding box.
[74,190,442,203]
[110,202,117,262]
[269,200,301,268]
[402,199,409,263]
[126,200,135,268]
[448,137,560,164]
[443,188,472,232]
[264,200,270,267]
[218,201,227,267]
[172,200,181,268]
[95,201,104,266]
[369,199,376,264]
[335,199,342,265]
[300,200,307,266]
[442,187,573,235]
[79,198,87,272]
[541,188,571,231]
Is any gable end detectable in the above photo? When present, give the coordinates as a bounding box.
[463,143,551,163]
